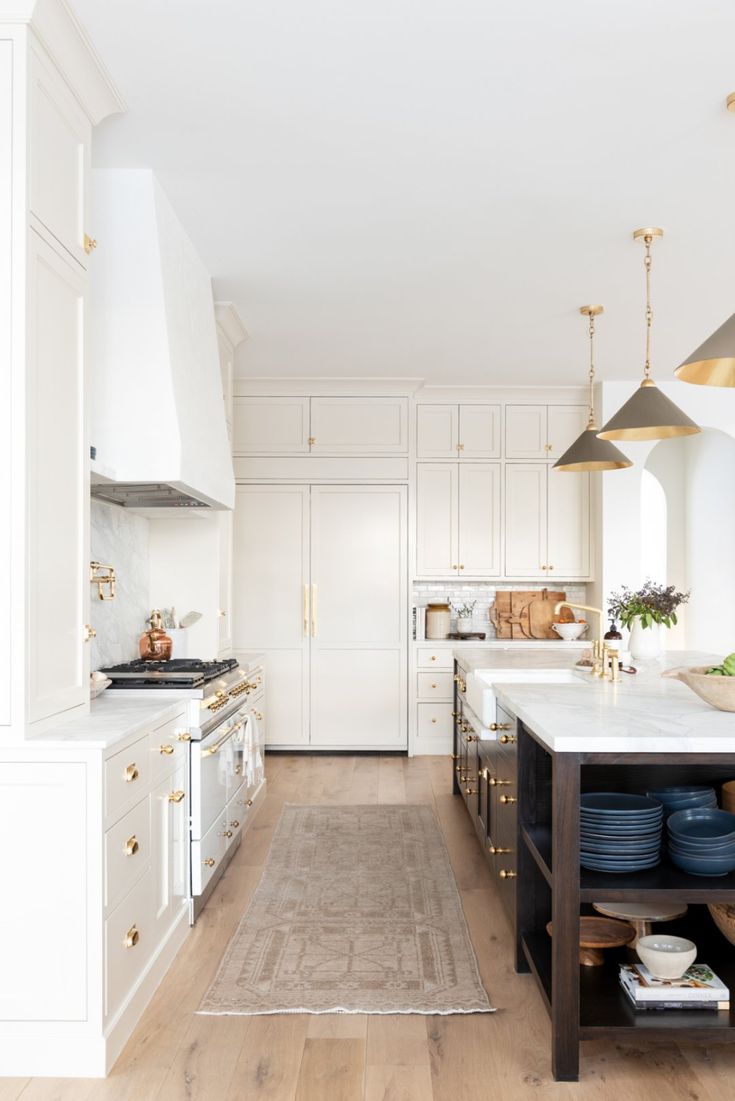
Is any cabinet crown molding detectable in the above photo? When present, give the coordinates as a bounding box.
[1,0,126,124]
[214,301,249,349]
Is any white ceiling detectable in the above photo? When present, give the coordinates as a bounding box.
[76,0,735,385]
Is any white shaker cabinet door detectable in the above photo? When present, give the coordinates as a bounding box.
[151,763,189,940]
[547,405,588,460]
[505,405,548,459]
[310,397,408,453]
[416,464,459,577]
[504,464,548,578]
[547,468,591,579]
[458,463,501,577]
[458,404,501,459]
[416,404,459,458]
[232,396,310,454]
[232,485,310,745]
[26,230,88,723]
[309,486,407,749]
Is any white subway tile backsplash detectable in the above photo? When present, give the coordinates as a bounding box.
[412,581,588,638]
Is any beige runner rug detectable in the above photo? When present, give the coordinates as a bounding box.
[198,803,494,1016]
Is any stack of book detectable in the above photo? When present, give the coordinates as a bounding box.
[619,963,730,1011]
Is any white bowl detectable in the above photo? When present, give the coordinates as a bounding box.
[636,934,697,980]
[552,621,588,642]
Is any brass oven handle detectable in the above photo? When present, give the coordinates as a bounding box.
[168,790,185,804]
[465,788,477,796]
[124,925,139,948]
[311,583,318,638]
[124,835,139,856]
[202,724,240,756]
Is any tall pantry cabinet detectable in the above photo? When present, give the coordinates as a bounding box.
[0,5,123,738]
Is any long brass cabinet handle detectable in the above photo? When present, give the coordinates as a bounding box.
[168,790,185,804]
[311,584,317,638]
[499,869,517,879]
[203,727,238,756]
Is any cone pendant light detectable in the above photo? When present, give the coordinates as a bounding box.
[598,229,700,442]
[676,312,735,386]
[553,306,632,472]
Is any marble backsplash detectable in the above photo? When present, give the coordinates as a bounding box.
[412,581,588,638]
[90,500,150,670]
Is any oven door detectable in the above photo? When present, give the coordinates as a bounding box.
[191,707,247,840]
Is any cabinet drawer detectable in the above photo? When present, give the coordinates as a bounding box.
[148,713,189,784]
[417,672,453,699]
[191,815,228,895]
[416,647,454,670]
[105,735,149,825]
[225,783,247,846]
[105,867,153,1021]
[105,796,150,912]
[417,702,453,739]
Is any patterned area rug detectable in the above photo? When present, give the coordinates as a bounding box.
[198,803,494,1016]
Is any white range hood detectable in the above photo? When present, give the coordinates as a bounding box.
[89,170,235,510]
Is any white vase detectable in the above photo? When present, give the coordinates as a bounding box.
[456,616,473,635]
[628,619,662,661]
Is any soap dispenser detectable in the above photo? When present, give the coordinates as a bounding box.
[139,610,172,661]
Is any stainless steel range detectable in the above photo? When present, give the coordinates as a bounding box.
[101,656,266,922]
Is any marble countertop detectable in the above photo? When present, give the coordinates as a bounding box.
[456,645,590,672]
[456,648,735,754]
[24,696,187,752]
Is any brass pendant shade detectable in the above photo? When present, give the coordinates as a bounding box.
[553,305,632,472]
[597,228,701,443]
[675,311,735,386]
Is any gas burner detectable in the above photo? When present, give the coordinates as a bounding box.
[100,657,238,688]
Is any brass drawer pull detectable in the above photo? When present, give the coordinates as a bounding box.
[489,845,511,855]
[465,788,477,796]
[168,790,185,804]
[498,869,517,879]
[159,744,174,755]
[490,722,513,732]
[235,764,242,775]
[499,794,517,805]
[499,733,517,745]
[124,925,139,948]
[230,820,240,829]
[177,731,192,742]
[124,835,139,857]
[254,710,263,721]
[496,779,511,787]
[203,858,216,868]
[221,829,233,839]
[124,764,139,783]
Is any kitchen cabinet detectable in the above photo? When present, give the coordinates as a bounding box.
[150,761,188,942]
[217,511,233,655]
[416,403,500,459]
[233,484,407,750]
[505,404,587,460]
[415,462,501,578]
[232,395,408,455]
[505,464,590,579]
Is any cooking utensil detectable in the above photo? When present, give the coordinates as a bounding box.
[179,611,203,629]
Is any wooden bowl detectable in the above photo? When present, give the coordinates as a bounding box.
[709,903,735,946]
[662,666,735,713]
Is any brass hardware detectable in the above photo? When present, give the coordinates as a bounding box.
[229,682,250,699]
[177,731,192,742]
[728,92,735,112]
[451,564,458,570]
[203,858,216,867]
[459,565,464,570]
[498,869,517,879]
[457,443,464,451]
[431,718,437,724]
[489,845,511,855]
[303,584,309,635]
[230,820,240,829]
[235,764,242,775]
[124,835,139,856]
[254,710,263,721]
[311,583,317,637]
[451,753,459,761]
[90,561,116,600]
[168,790,185,804]
[308,436,316,445]
[499,733,517,745]
[159,744,174,755]
[247,798,254,806]
[203,725,239,756]
[488,776,497,786]
[499,794,517,805]
[207,688,231,713]
[83,233,98,254]
[124,764,139,783]
[465,787,477,796]
[459,679,466,693]
[548,564,554,570]
[221,829,233,839]
[83,623,97,642]
[490,722,512,732]
[610,648,621,683]
[430,655,437,661]
[430,682,437,688]
[124,925,139,948]
[465,733,478,743]
[545,443,553,452]
[217,609,227,618]
[495,779,512,786]
[451,710,459,718]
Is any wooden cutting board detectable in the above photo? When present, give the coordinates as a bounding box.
[490,590,568,640]
[527,590,568,639]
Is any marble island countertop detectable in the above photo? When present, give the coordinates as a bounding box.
[454,647,735,754]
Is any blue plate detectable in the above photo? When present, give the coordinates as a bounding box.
[581,857,660,873]
[583,839,660,853]
[657,796,718,811]
[647,785,715,798]
[581,793,663,814]
[668,808,735,842]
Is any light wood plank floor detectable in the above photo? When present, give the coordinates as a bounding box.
[10,754,735,1100]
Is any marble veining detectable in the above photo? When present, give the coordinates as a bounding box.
[25,696,185,751]
[90,500,150,670]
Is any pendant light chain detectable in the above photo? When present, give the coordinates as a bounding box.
[587,311,596,427]
[643,234,653,381]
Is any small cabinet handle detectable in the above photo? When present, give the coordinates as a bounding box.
[430,655,437,662]
[230,820,240,829]
[465,788,477,796]
[203,858,216,868]
[159,744,174,755]
[168,790,185,804]
[84,233,98,255]
[490,722,513,732]
[124,835,139,857]
[83,623,97,642]
[499,733,517,745]
[123,925,139,948]
[177,731,192,742]
[124,764,139,783]
[499,869,517,879]
[489,845,511,855]
[221,829,233,839]
[499,794,517,805]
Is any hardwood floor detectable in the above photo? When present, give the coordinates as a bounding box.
[10,753,735,1100]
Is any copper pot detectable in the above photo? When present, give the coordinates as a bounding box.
[139,610,172,661]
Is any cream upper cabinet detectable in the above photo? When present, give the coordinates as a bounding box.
[26,229,88,723]
[29,48,91,269]
[458,464,501,577]
[506,403,587,459]
[233,396,310,454]
[416,464,459,577]
[417,403,500,459]
[547,405,589,460]
[504,464,548,578]
[310,397,407,453]
[547,468,591,578]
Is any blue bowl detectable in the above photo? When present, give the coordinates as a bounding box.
[669,849,735,877]
[668,808,735,842]
[581,793,664,815]
[647,785,715,799]
[667,832,735,854]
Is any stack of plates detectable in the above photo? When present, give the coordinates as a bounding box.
[647,785,718,818]
[581,793,663,873]
[667,808,735,877]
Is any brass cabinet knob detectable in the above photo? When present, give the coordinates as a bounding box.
[230,820,240,829]
[548,565,554,570]
[124,764,139,783]
[177,731,192,742]
[235,764,242,775]
[83,233,98,254]
[465,788,477,796]
[247,798,254,807]
[499,794,517,805]
[203,858,216,868]
[490,722,513,732]
[541,564,548,571]
[488,846,511,855]
[479,768,488,780]
[308,436,316,445]
[430,655,437,661]
[83,623,97,642]
[254,710,263,721]
[123,925,139,948]
[457,443,464,451]
[499,733,517,745]
[459,565,465,570]
[217,609,227,618]
[168,790,185,804]
[159,744,174,755]
[238,798,254,807]
[430,682,437,688]
[431,718,438,724]
[451,564,458,570]
[450,754,459,761]
[498,869,517,879]
[221,829,233,838]
[124,835,139,857]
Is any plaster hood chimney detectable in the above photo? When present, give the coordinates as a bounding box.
[89,170,235,510]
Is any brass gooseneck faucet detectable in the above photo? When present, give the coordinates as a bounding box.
[554,601,618,681]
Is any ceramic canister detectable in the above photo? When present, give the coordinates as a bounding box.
[425,602,451,640]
